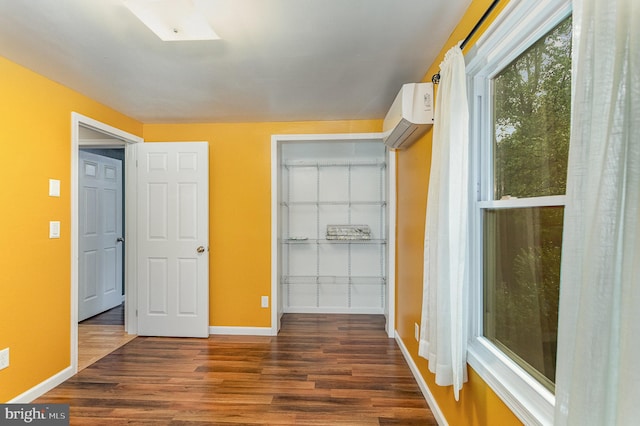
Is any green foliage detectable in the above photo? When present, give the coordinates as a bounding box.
[493,17,572,199]
[494,242,562,384]
[484,207,564,388]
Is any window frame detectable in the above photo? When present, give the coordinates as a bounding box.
[465,0,572,424]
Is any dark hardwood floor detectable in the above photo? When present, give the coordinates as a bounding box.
[80,303,125,326]
[38,314,436,425]
[77,303,134,371]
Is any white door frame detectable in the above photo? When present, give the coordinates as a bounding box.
[270,133,396,337]
[71,112,143,373]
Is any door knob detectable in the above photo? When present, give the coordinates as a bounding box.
[116,237,125,243]
[197,246,206,253]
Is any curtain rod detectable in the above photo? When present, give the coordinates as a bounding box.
[431,0,500,84]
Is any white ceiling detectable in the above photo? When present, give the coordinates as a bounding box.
[0,0,469,123]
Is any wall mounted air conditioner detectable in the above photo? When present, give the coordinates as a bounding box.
[382,82,434,150]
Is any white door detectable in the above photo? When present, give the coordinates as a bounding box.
[78,151,123,321]
[137,142,209,337]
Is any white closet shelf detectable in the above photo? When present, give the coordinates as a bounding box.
[282,276,386,285]
[284,238,386,245]
[281,201,386,207]
[281,147,387,313]
[283,160,386,168]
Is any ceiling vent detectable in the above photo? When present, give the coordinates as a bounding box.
[382,83,434,150]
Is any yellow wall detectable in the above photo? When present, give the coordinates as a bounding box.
[143,121,381,327]
[394,0,523,424]
[0,56,142,401]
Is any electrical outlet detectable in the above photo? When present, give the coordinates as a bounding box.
[261,296,269,308]
[0,348,9,370]
[414,323,420,342]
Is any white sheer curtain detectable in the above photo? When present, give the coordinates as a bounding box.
[418,43,469,401]
[554,0,639,424]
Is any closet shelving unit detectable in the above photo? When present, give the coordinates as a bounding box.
[281,159,387,313]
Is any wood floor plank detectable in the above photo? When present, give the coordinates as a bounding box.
[37,314,435,425]
[77,324,136,371]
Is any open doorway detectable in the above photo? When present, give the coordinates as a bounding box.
[71,113,143,372]
[77,143,131,370]
[270,133,397,337]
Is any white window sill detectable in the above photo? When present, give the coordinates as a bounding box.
[467,337,555,426]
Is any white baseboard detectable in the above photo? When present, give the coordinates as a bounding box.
[395,332,448,426]
[8,366,75,403]
[209,326,275,336]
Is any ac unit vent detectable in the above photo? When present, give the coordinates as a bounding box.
[382,83,434,150]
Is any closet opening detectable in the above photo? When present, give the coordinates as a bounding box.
[271,133,396,337]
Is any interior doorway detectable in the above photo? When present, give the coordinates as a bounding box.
[71,113,143,373]
[77,145,128,370]
[271,133,397,337]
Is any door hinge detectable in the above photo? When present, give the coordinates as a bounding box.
[136,309,138,317]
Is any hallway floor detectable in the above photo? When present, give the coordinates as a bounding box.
[78,304,135,372]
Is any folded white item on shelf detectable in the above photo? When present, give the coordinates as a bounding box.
[326,224,371,240]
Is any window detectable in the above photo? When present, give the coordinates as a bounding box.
[484,16,571,392]
[466,1,572,424]
[483,206,564,390]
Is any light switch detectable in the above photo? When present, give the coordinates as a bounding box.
[49,221,61,239]
[49,179,60,197]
